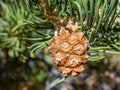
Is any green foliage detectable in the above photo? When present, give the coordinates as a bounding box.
[0,0,32,61]
[25,21,54,57]
[0,0,54,59]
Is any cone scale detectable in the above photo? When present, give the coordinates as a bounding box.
[48,20,89,77]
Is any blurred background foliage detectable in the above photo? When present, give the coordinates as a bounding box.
[0,0,120,90]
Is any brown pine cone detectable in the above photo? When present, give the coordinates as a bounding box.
[48,20,89,77]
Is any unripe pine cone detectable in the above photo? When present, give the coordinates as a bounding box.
[48,20,89,77]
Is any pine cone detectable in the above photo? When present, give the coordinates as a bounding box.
[48,20,89,77]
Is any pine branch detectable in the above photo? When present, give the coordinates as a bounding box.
[0,0,120,61]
